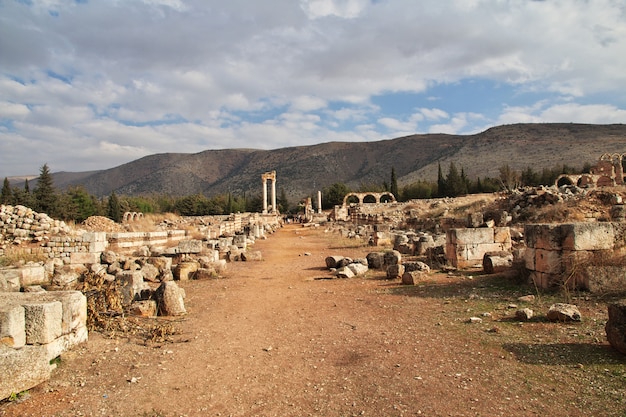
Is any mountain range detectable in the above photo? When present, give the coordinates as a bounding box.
[16,123,626,201]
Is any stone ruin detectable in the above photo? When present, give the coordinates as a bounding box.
[317,183,626,353]
[0,204,282,400]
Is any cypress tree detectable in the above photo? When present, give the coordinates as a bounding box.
[107,191,122,222]
[33,164,58,216]
[390,167,399,199]
[437,163,446,197]
[1,178,12,205]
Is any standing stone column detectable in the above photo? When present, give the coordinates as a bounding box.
[271,177,277,214]
[262,177,268,214]
[317,191,322,214]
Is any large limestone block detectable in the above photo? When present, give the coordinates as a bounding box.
[70,252,101,265]
[447,228,494,245]
[525,224,563,250]
[24,301,63,345]
[534,249,563,274]
[524,247,536,271]
[174,261,200,281]
[0,304,25,348]
[177,239,203,254]
[561,223,615,251]
[0,268,21,292]
[154,281,186,316]
[117,270,147,305]
[493,227,512,244]
[0,344,53,401]
[18,264,47,287]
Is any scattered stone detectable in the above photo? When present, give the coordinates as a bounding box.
[515,308,534,321]
[402,271,426,285]
[468,317,483,324]
[546,303,581,322]
[154,281,186,316]
[517,295,536,303]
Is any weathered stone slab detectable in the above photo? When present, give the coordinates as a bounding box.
[525,224,563,250]
[0,304,25,348]
[0,268,21,292]
[23,301,63,345]
[0,344,53,401]
[402,271,426,285]
[561,222,615,251]
[241,251,262,261]
[174,261,200,280]
[447,228,494,245]
[534,249,563,274]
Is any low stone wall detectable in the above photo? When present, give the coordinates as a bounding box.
[0,290,87,400]
[524,222,626,290]
[445,227,512,268]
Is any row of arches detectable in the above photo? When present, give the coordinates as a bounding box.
[342,192,396,206]
[123,211,144,222]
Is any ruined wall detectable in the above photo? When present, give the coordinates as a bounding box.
[524,222,626,291]
[445,227,512,268]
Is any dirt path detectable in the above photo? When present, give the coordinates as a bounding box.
[1,224,623,416]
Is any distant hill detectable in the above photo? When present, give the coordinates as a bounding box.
[27,123,626,201]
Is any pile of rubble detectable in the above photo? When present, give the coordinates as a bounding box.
[0,204,72,248]
[81,216,126,233]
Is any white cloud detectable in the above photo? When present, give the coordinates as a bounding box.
[0,0,625,177]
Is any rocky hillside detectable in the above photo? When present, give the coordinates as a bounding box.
[43,123,626,200]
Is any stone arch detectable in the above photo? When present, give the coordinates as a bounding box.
[362,194,377,204]
[577,174,594,187]
[556,175,575,187]
[344,194,361,205]
[597,176,615,187]
[342,192,397,206]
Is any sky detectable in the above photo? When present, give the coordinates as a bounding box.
[1,0,626,178]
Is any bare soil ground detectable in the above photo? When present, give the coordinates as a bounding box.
[2,224,625,417]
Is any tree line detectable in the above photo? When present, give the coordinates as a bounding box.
[1,164,292,223]
[320,162,589,208]
[2,162,589,222]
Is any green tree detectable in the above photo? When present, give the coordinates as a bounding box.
[445,162,465,197]
[436,163,445,197]
[1,178,12,205]
[33,164,58,216]
[107,191,122,222]
[66,186,99,222]
[322,183,351,209]
[390,167,399,199]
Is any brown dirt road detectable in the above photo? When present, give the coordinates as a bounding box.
[1,224,624,417]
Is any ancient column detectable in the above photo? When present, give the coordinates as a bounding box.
[317,191,322,214]
[271,175,277,214]
[262,176,268,214]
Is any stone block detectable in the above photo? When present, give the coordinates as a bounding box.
[177,239,203,254]
[582,265,626,293]
[0,304,25,348]
[0,268,21,292]
[174,261,200,281]
[129,300,157,317]
[0,344,53,401]
[561,222,615,251]
[493,227,512,244]
[524,247,536,271]
[18,264,47,287]
[525,224,562,250]
[118,271,147,305]
[534,249,563,274]
[70,251,101,265]
[23,301,63,345]
[401,270,426,285]
[447,228,494,245]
